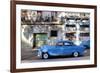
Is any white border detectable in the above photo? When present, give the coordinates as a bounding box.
[16,5,95,69]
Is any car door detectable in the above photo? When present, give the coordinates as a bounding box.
[53,42,64,55]
[62,42,74,55]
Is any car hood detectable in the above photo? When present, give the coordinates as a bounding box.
[41,45,55,49]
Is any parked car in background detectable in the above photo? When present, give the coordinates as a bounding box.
[80,40,90,49]
[37,40,86,59]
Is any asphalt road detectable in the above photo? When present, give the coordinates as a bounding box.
[21,49,90,63]
[22,56,90,63]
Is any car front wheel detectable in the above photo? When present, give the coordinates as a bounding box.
[73,52,79,57]
[42,53,49,59]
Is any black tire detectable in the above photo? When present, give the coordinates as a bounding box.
[42,52,49,59]
[72,52,79,57]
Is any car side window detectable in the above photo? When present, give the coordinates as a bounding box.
[64,42,71,46]
[57,42,63,46]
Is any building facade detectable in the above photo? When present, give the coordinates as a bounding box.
[21,10,90,49]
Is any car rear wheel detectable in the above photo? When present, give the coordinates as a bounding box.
[73,52,79,57]
[42,53,49,59]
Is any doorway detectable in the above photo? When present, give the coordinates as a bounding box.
[33,33,48,49]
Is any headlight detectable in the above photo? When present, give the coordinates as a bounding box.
[37,50,42,57]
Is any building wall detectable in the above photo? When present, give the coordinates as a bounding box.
[21,11,90,49]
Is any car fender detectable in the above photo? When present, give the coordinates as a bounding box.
[42,48,48,53]
[40,45,49,53]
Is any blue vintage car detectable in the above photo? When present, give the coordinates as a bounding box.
[37,40,86,59]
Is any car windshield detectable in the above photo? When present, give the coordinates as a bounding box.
[47,40,57,45]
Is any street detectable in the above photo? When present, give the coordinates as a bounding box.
[22,56,90,63]
[21,49,90,63]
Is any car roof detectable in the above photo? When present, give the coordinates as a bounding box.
[57,40,73,43]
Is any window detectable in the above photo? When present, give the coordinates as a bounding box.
[64,42,74,46]
[50,30,58,37]
[64,42,70,46]
[65,33,74,37]
[80,33,90,36]
[57,42,63,46]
